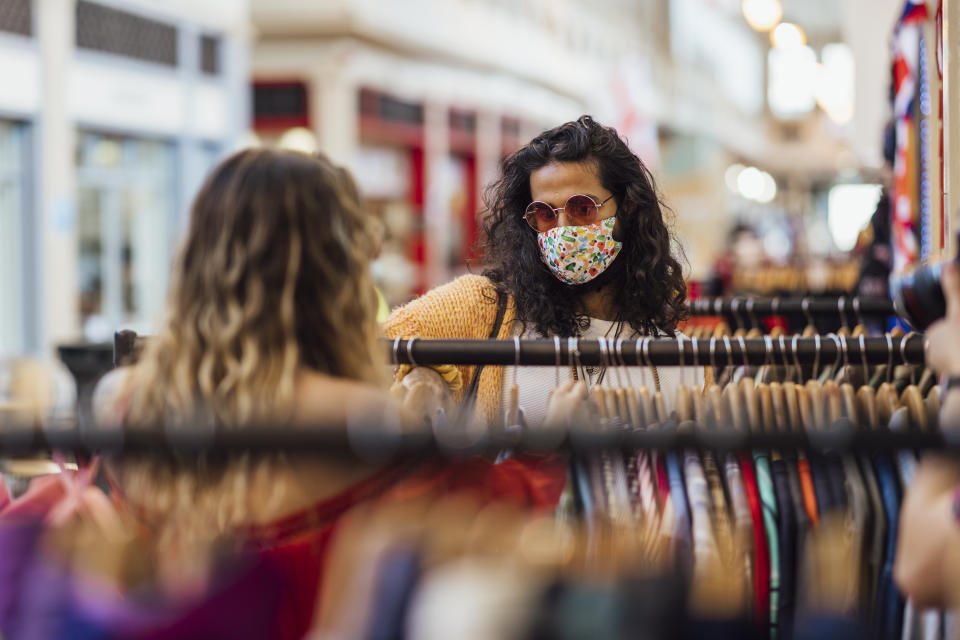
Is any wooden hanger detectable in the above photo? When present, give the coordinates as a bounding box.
[926,385,941,431]
[900,384,927,432]
[840,383,860,428]
[706,384,727,431]
[823,380,843,426]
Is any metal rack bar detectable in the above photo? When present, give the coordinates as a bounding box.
[386,335,925,367]
[0,422,956,458]
[686,296,895,318]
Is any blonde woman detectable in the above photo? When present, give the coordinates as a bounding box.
[89,149,564,639]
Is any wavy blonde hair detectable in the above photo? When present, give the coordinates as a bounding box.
[127,149,383,428]
[117,150,385,552]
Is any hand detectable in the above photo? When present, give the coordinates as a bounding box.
[394,366,455,425]
[543,380,590,429]
[926,263,960,376]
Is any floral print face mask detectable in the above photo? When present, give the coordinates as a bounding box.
[537,217,622,285]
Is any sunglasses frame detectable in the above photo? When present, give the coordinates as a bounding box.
[523,194,615,232]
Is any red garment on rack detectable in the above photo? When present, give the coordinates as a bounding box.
[739,452,770,632]
[227,453,566,640]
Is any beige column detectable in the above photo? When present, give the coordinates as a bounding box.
[423,101,450,288]
[37,0,78,351]
[310,65,358,166]
[475,109,502,206]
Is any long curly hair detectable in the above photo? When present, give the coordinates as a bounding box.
[481,115,687,336]
[117,149,384,553]
[126,148,383,429]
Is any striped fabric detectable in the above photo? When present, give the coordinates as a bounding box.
[754,451,781,639]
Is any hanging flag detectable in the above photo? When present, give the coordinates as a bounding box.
[890,0,929,273]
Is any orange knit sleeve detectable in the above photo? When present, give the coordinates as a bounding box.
[382,275,501,405]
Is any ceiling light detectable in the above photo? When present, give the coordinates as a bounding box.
[742,0,783,31]
[771,22,806,49]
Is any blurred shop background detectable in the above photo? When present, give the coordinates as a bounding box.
[0,0,944,367]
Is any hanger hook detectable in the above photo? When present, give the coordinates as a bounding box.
[568,336,582,385]
[615,337,633,389]
[406,337,418,367]
[677,333,687,387]
[852,296,865,328]
[691,336,700,369]
[731,298,744,332]
[513,335,521,387]
[778,334,791,371]
[553,335,562,388]
[801,297,815,330]
[763,335,774,367]
[598,337,614,386]
[790,334,803,379]
[746,298,759,330]
[737,334,749,368]
[709,336,718,370]
[723,335,735,369]
[839,333,850,370]
[826,333,843,378]
[813,334,821,378]
[858,333,869,385]
[838,297,849,330]
[886,333,894,384]
[392,336,402,365]
[901,333,916,386]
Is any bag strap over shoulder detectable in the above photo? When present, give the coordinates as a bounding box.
[461,289,508,409]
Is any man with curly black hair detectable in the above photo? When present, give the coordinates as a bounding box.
[385,115,695,427]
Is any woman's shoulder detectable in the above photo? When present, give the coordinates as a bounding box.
[383,274,504,340]
[293,370,399,426]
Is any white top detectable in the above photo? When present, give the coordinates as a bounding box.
[500,318,704,428]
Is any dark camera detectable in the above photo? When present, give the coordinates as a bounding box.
[893,259,953,330]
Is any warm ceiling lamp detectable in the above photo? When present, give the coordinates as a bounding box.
[771,22,807,48]
[742,0,783,31]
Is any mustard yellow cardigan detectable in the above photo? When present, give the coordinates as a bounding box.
[383,274,713,424]
[382,274,515,425]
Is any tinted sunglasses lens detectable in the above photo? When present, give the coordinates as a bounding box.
[565,195,598,224]
[525,202,556,231]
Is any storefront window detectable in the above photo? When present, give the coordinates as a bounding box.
[0,121,26,355]
[76,132,174,342]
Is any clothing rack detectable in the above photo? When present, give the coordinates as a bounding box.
[387,335,925,367]
[0,421,957,458]
[686,296,895,319]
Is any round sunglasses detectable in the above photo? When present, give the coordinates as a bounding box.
[524,194,615,232]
